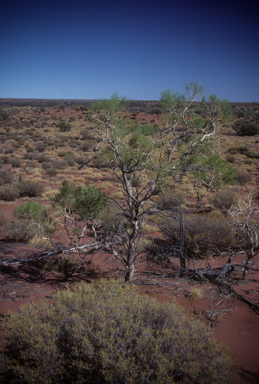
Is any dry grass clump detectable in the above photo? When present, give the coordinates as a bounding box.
[29,237,52,248]
[187,286,204,300]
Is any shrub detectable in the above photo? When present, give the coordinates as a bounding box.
[0,110,9,120]
[0,279,238,384]
[54,181,107,220]
[14,200,46,221]
[4,219,37,242]
[235,170,252,185]
[57,120,72,132]
[35,142,46,152]
[45,167,58,177]
[16,180,44,197]
[44,255,81,277]
[10,157,21,168]
[225,154,235,163]
[150,106,163,115]
[209,188,238,213]
[0,185,19,201]
[0,170,13,185]
[159,213,233,258]
[233,119,259,136]
[157,189,185,210]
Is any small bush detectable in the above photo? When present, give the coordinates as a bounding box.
[10,157,21,168]
[16,180,44,197]
[225,154,235,163]
[0,110,9,120]
[45,167,58,177]
[14,200,46,221]
[0,279,238,384]
[235,170,252,185]
[54,181,107,220]
[150,106,163,115]
[44,255,81,277]
[233,119,259,136]
[209,188,238,213]
[0,170,13,185]
[159,213,232,258]
[4,219,37,242]
[57,120,72,132]
[157,189,185,210]
[0,185,19,201]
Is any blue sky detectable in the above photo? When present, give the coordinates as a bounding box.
[0,0,258,101]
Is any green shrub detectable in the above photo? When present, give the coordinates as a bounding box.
[54,181,107,220]
[57,120,72,132]
[0,110,9,120]
[0,185,19,201]
[150,106,163,115]
[0,279,238,384]
[14,200,46,221]
[16,180,44,197]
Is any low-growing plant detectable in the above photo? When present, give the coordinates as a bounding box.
[4,219,37,242]
[235,170,252,185]
[14,200,47,221]
[44,255,81,277]
[45,167,58,177]
[57,120,72,132]
[209,188,238,213]
[0,185,19,201]
[187,286,204,300]
[0,170,13,185]
[10,157,21,168]
[16,180,44,197]
[0,279,238,384]
[159,212,232,258]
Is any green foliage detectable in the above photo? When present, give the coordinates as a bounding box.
[91,93,129,114]
[0,279,238,384]
[14,200,46,222]
[0,110,9,120]
[150,106,163,115]
[54,180,107,220]
[56,120,72,132]
[185,154,237,187]
[16,180,44,197]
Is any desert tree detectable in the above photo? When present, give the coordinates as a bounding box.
[90,86,231,281]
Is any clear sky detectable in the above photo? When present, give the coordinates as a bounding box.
[0,0,258,101]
